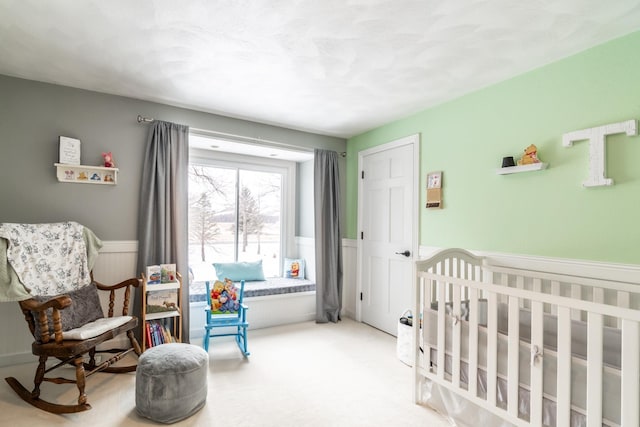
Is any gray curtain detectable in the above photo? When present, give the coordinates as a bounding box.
[314,149,343,323]
[137,120,190,341]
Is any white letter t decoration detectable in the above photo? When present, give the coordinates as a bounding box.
[562,119,637,187]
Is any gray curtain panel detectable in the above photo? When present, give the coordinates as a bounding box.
[314,149,343,323]
[137,120,190,341]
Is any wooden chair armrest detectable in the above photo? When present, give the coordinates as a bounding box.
[93,277,141,317]
[20,296,72,344]
[21,295,72,312]
[94,277,141,291]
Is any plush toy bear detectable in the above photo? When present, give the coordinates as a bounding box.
[517,144,540,166]
[102,152,115,168]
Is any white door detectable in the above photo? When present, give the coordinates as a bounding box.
[358,135,418,336]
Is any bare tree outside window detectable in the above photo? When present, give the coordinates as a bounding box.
[188,166,225,262]
[237,186,264,253]
[189,192,219,262]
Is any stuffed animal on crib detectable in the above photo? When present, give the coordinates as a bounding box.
[102,152,115,168]
[517,144,540,166]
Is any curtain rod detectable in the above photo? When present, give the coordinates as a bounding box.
[136,114,346,157]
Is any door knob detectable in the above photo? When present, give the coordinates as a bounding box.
[395,250,411,257]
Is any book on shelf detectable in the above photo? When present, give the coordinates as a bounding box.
[146,265,161,284]
[145,320,176,348]
[146,289,179,314]
[161,263,177,283]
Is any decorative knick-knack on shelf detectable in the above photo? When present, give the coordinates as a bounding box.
[517,144,541,166]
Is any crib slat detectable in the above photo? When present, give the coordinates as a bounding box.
[507,296,519,419]
[487,291,498,406]
[437,280,446,380]
[586,312,603,427]
[500,272,509,305]
[516,275,524,309]
[530,301,544,426]
[550,280,560,315]
[468,287,479,398]
[556,306,572,427]
[423,279,432,372]
[593,287,604,304]
[621,319,639,427]
[571,284,581,320]
[618,291,630,329]
[452,282,461,387]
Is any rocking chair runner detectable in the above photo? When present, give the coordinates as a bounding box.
[0,221,142,414]
[5,276,142,414]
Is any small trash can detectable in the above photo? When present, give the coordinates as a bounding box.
[396,309,414,366]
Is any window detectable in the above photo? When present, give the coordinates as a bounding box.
[188,148,296,288]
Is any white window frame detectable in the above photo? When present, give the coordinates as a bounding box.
[189,147,297,277]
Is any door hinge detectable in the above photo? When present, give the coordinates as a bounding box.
[360,292,363,301]
[360,231,364,239]
[361,170,364,179]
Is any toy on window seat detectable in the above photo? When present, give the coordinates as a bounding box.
[517,144,541,166]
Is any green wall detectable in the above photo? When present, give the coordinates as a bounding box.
[347,31,640,264]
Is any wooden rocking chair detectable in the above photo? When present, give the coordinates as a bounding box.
[5,276,142,414]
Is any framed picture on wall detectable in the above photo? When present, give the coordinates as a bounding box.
[426,171,442,208]
[427,171,442,189]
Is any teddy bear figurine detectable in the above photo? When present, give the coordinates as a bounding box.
[102,152,115,168]
[517,144,540,166]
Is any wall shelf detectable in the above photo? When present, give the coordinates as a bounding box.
[54,163,118,185]
[496,163,548,175]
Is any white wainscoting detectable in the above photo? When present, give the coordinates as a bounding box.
[3,237,365,367]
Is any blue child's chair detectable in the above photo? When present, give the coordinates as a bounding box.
[203,279,249,356]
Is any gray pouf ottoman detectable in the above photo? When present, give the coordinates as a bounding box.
[136,343,208,424]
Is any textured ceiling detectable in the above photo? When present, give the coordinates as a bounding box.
[1,0,640,138]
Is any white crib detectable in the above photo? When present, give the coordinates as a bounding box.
[414,248,640,427]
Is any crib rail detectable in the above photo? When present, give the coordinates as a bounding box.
[414,250,640,427]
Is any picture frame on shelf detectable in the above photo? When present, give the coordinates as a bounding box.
[58,136,81,165]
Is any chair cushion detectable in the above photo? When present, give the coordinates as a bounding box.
[213,260,265,281]
[63,316,132,340]
[31,282,104,341]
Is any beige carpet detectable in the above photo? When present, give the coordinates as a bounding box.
[0,318,452,426]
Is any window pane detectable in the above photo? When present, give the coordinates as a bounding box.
[188,165,236,281]
[237,169,281,278]
[188,164,283,282]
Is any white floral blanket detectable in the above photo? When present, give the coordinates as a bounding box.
[0,222,102,298]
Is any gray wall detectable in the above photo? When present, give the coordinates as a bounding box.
[0,75,346,240]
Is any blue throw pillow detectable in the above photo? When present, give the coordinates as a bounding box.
[213,260,265,282]
[283,258,305,279]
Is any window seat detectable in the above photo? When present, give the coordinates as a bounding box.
[189,278,315,302]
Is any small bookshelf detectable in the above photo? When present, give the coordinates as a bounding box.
[141,270,182,351]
